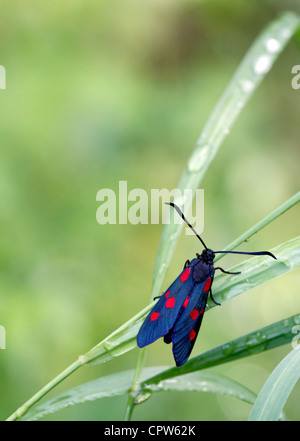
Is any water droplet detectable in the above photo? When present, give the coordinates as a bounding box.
[158,263,167,275]
[293,315,300,325]
[16,406,26,418]
[253,55,272,75]
[266,38,281,53]
[78,355,86,364]
[134,391,152,404]
[222,343,234,356]
[169,232,179,241]
[188,145,209,173]
[103,340,115,350]
[240,79,254,93]
[281,28,292,39]
[245,332,267,354]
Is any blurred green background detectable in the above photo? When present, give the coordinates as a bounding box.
[0,0,299,421]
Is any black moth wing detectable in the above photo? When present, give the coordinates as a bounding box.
[171,279,211,367]
[137,260,198,349]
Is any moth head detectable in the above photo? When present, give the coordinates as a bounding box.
[197,248,215,264]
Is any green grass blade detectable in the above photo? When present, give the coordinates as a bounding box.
[128,192,300,418]
[82,303,152,365]
[20,370,256,421]
[18,367,166,421]
[126,11,300,420]
[6,237,299,421]
[214,191,300,262]
[142,371,256,405]
[248,347,300,421]
[211,236,300,306]
[151,12,300,301]
[85,234,298,368]
[6,13,300,423]
[140,314,300,387]
[83,236,299,366]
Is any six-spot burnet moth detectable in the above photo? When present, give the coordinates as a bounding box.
[137,202,277,367]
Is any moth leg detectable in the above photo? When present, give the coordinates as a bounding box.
[215,266,241,275]
[210,289,221,306]
[183,259,191,269]
[153,292,163,300]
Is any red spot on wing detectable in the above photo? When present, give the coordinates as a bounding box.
[165,296,175,309]
[189,329,196,340]
[150,312,160,321]
[203,277,212,292]
[180,267,191,282]
[183,296,190,308]
[190,308,199,320]
[200,308,205,315]
[165,291,170,298]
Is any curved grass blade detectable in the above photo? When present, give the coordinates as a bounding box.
[144,371,256,404]
[214,191,300,263]
[5,304,153,421]
[6,13,300,423]
[140,314,300,387]
[18,367,166,421]
[151,12,300,302]
[6,237,300,421]
[211,235,300,306]
[20,370,256,421]
[127,12,300,419]
[248,346,300,421]
[87,235,300,365]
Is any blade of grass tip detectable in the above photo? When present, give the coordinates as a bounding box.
[214,190,300,263]
[210,236,300,307]
[248,346,300,421]
[125,12,300,420]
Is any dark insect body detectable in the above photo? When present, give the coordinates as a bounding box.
[137,203,276,367]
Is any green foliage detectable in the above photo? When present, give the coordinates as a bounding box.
[14,313,300,420]
[21,370,256,421]
[248,347,300,421]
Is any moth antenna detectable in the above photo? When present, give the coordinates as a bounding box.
[214,250,277,259]
[166,202,208,250]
